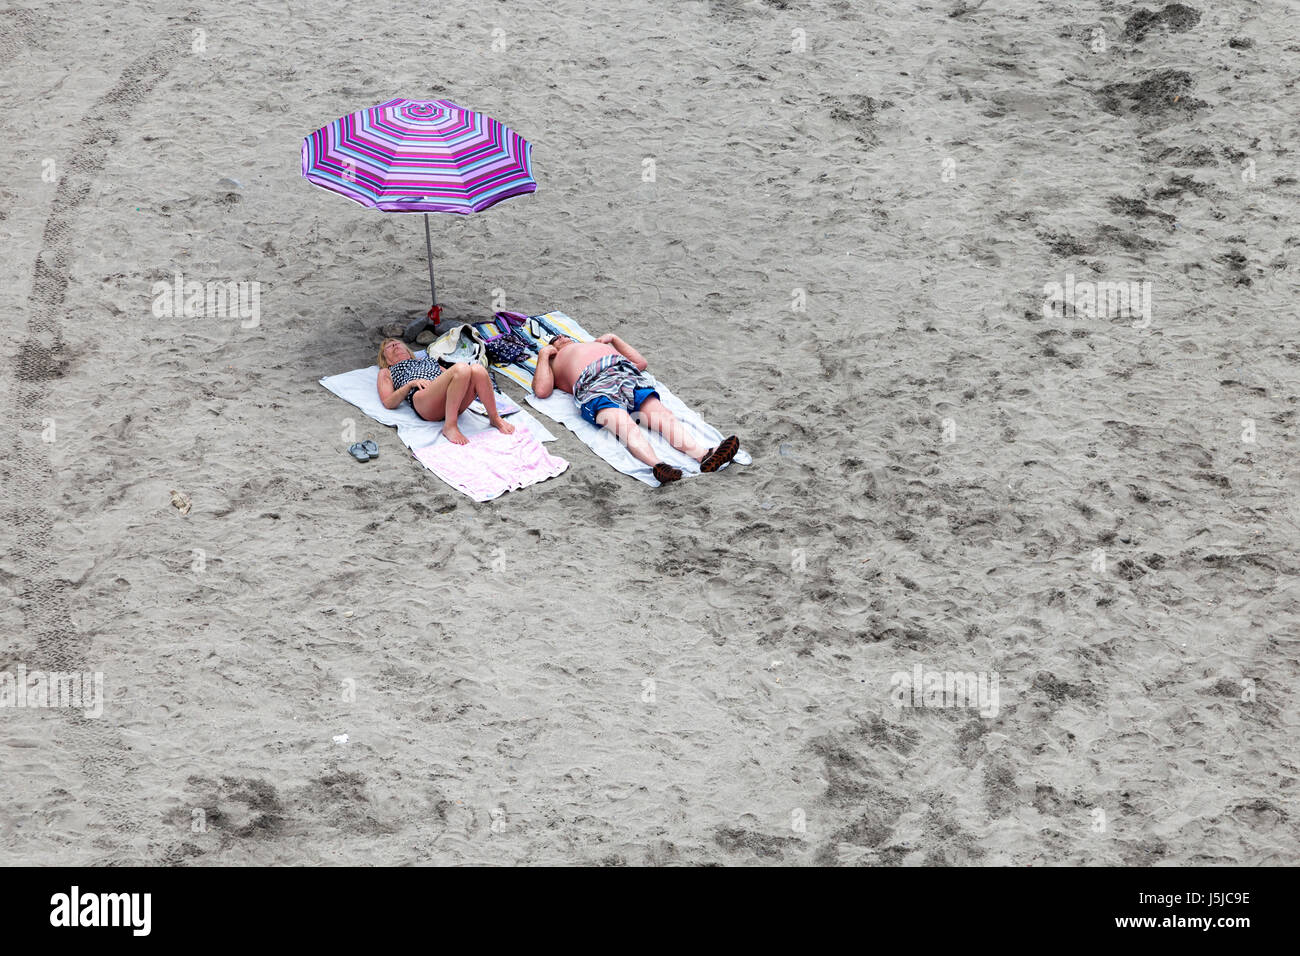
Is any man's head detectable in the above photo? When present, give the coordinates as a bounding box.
[550,335,574,351]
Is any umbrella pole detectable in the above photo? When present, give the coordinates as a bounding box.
[404,214,441,340]
[424,213,437,308]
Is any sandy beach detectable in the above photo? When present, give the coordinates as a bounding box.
[1,0,1297,865]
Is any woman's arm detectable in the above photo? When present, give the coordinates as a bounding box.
[378,369,413,409]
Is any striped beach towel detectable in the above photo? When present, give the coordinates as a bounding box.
[471,311,593,392]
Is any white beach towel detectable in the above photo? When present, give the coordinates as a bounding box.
[526,379,750,486]
[320,364,554,450]
[320,362,561,499]
[478,311,750,487]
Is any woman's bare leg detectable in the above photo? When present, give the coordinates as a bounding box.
[438,364,473,444]
[410,369,458,422]
[468,364,514,434]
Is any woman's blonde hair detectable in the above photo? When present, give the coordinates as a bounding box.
[377,338,411,369]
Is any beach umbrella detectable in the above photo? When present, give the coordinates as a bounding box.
[301,97,536,332]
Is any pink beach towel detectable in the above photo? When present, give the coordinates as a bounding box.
[412,428,568,502]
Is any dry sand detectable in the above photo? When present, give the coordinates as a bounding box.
[1,0,1298,865]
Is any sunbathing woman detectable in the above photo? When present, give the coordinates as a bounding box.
[376,338,514,445]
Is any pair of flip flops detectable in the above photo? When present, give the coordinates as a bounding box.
[348,440,380,462]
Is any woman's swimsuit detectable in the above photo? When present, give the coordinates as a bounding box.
[387,357,445,418]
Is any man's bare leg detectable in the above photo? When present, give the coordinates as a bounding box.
[636,397,708,460]
[595,407,681,484]
[639,397,740,472]
[595,407,658,465]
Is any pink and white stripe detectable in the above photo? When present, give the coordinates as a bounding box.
[301,98,536,214]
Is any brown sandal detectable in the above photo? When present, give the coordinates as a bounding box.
[652,463,683,485]
[699,435,740,473]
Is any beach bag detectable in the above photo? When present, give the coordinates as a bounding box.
[485,334,529,365]
[428,324,489,369]
[483,311,533,364]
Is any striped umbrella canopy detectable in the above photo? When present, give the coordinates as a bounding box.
[301,98,536,328]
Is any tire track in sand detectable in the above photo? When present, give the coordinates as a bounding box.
[4,38,183,864]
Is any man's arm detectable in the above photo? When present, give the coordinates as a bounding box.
[532,345,557,398]
[599,334,648,371]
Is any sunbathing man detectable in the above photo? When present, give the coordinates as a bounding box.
[532,333,739,484]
